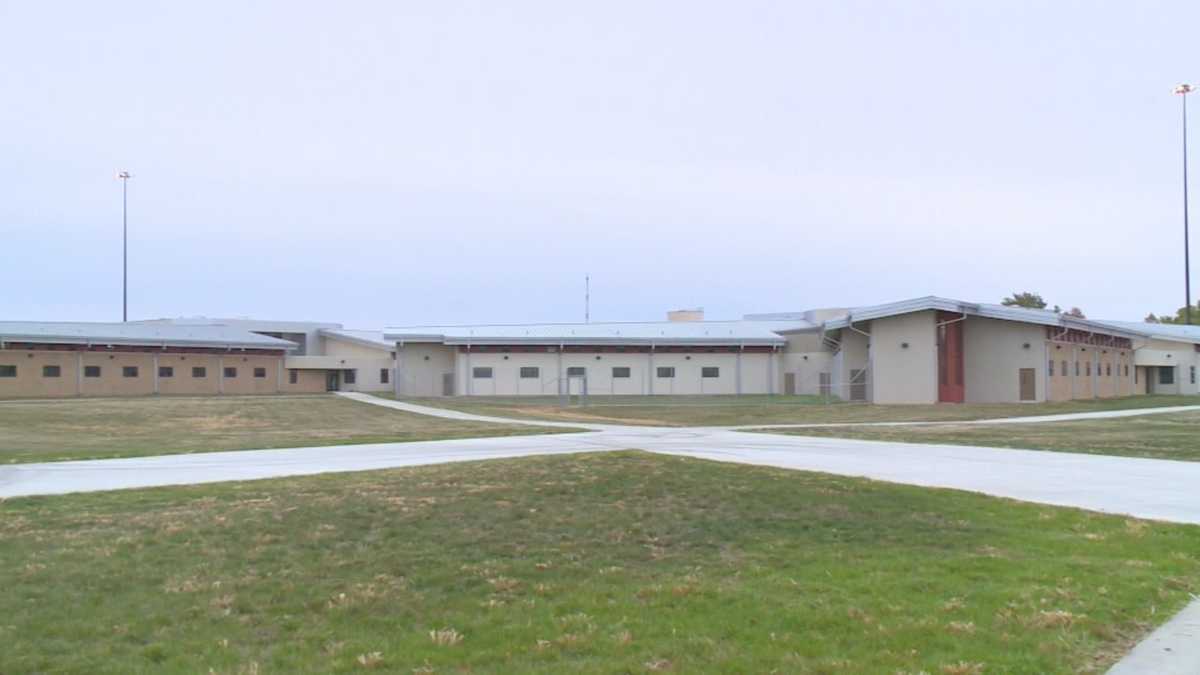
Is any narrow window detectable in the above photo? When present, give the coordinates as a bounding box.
[1192,366,1197,385]
[657,366,676,378]
[472,367,493,379]
[192,366,207,378]
[289,369,298,384]
[159,366,174,378]
[379,368,389,384]
[84,365,101,378]
[1106,364,1111,377]
[122,366,139,378]
[1075,361,1080,376]
[701,367,720,378]
[0,365,17,377]
[254,367,267,378]
[1061,360,1067,377]
[223,367,237,378]
[1047,360,1054,377]
[612,366,631,378]
[344,370,356,384]
[519,367,539,379]
[43,365,61,378]
[1124,365,1129,377]
[566,366,586,377]
[1160,368,1175,385]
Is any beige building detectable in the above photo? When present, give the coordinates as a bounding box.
[5,296,1199,403]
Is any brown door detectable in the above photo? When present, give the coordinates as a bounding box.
[1018,368,1036,401]
[783,373,796,395]
[818,372,831,396]
[937,312,965,403]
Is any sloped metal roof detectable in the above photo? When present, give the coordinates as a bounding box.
[384,321,787,346]
[319,328,393,350]
[1089,320,1200,345]
[0,321,297,350]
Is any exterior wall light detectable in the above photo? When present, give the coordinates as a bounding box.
[1023,343,1031,349]
[900,342,909,349]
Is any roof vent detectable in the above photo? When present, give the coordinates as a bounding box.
[667,308,704,322]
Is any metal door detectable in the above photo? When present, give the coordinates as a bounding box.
[1018,368,1036,401]
[849,369,867,401]
[442,373,455,396]
[325,371,339,392]
[783,373,796,395]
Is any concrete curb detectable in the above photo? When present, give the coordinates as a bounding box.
[1107,597,1200,674]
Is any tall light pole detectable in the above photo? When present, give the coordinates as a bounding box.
[1175,85,1194,324]
[118,171,132,322]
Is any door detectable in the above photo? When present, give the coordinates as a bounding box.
[1018,368,1036,401]
[849,369,867,401]
[442,373,455,396]
[937,312,965,403]
[818,372,831,396]
[783,373,796,395]
[325,370,339,392]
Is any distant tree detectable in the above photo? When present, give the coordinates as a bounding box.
[1064,307,1087,319]
[1001,292,1048,309]
[1144,303,1200,325]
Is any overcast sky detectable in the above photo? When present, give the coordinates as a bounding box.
[1,1,1197,327]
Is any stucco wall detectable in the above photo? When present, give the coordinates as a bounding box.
[955,316,1045,403]
[870,311,938,405]
[778,331,834,395]
[397,343,456,397]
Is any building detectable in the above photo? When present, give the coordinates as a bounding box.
[384,296,1200,403]
[4,295,1199,402]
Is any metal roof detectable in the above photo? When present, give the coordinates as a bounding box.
[1088,320,1200,345]
[0,321,297,350]
[820,296,1148,339]
[319,328,393,350]
[384,321,787,346]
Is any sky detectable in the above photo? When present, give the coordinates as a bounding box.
[2,1,1198,327]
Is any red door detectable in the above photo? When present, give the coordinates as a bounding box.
[937,312,965,403]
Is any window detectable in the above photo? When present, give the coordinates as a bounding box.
[1160,367,1175,385]
[1106,364,1111,377]
[343,369,356,384]
[1047,360,1054,377]
[289,369,298,384]
[43,365,61,378]
[612,366,631,378]
[1074,361,1080,377]
[380,369,389,384]
[566,366,586,377]
[1061,360,1067,377]
[702,367,720,378]
[0,365,16,378]
[1085,362,1091,377]
[1124,365,1129,377]
[159,366,174,378]
[657,367,676,378]
[1191,366,1197,385]
[122,366,139,378]
[224,367,237,378]
[520,367,539,379]
[192,367,207,378]
[472,367,493,379]
[254,367,267,378]
[84,366,101,378]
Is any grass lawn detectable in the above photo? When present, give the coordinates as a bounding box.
[387,392,1200,427]
[761,411,1200,462]
[2,452,1197,674]
[0,395,570,464]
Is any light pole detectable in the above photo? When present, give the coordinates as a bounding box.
[1176,85,1194,324]
[118,171,132,322]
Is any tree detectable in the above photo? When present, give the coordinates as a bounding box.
[1001,292,1047,309]
[1064,307,1086,319]
[1144,303,1200,325]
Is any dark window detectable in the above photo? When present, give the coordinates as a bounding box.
[0,365,17,378]
[1085,362,1091,377]
[1106,364,1111,377]
[472,367,493,379]
[254,367,267,378]
[224,367,237,378]
[43,365,61,378]
[192,367,207,378]
[1047,360,1054,377]
[159,366,174,378]
[380,368,389,384]
[1124,365,1129,377]
[657,367,676,378]
[701,367,720,378]
[122,366,139,378]
[519,367,539,379]
[1160,367,1175,385]
[289,369,298,384]
[1074,361,1080,377]
[1192,366,1197,385]
[84,366,101,378]
[566,366,586,377]
[344,369,356,384]
[1062,360,1067,377]
[612,366,631,378]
